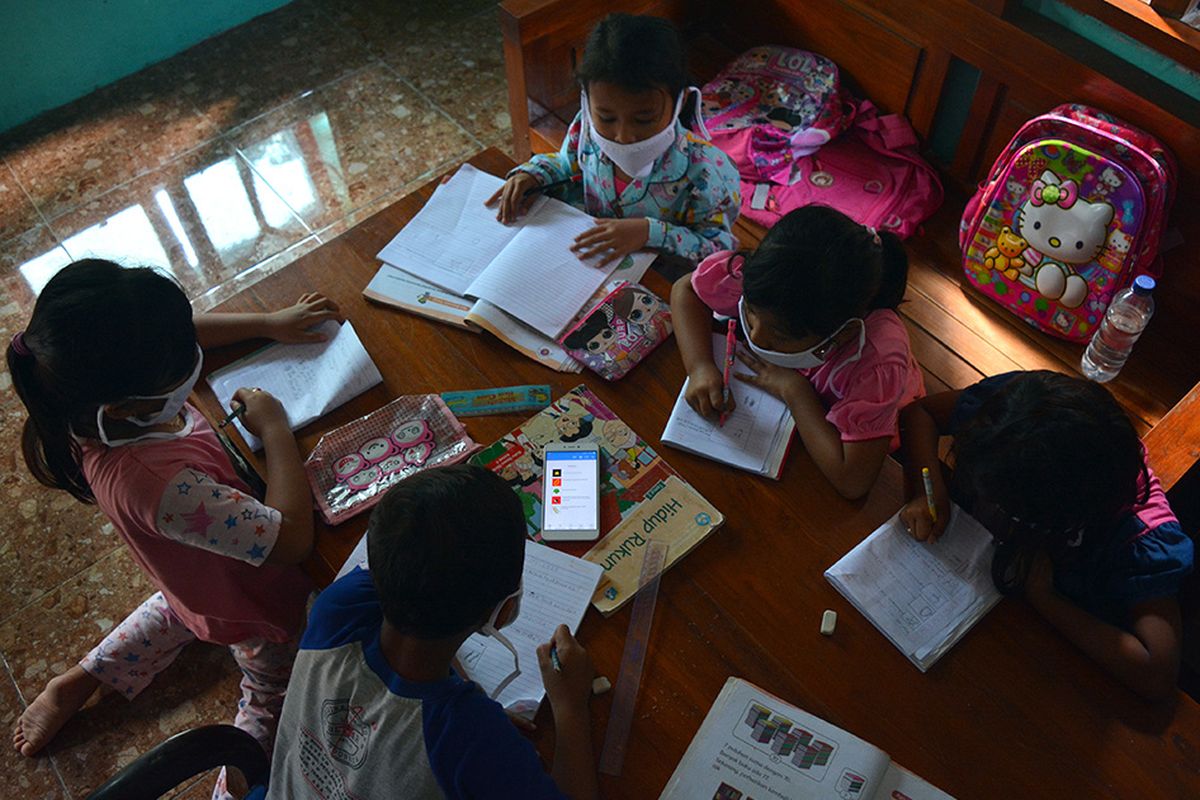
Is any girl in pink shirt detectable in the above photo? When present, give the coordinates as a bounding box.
[7,259,338,782]
[672,205,924,498]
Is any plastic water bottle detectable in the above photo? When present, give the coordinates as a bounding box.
[1081,275,1156,383]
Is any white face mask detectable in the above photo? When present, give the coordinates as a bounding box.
[479,580,523,700]
[95,346,203,446]
[739,298,865,377]
[582,89,693,178]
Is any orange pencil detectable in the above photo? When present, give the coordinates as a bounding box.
[719,319,736,427]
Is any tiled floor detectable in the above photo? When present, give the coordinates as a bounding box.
[0,0,510,795]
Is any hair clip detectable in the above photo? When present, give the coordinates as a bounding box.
[864,225,882,247]
[10,331,31,356]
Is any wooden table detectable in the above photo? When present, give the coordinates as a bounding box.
[196,149,1200,799]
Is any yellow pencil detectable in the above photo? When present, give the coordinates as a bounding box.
[921,466,938,523]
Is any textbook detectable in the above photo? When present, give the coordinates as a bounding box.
[336,536,602,721]
[661,678,954,800]
[824,505,1001,672]
[365,164,655,372]
[661,333,794,478]
[206,320,382,450]
[471,385,724,615]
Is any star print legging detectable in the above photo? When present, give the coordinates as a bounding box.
[79,591,298,754]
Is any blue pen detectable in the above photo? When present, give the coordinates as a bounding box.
[550,644,562,673]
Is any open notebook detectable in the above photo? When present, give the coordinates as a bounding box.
[661,678,954,800]
[338,535,602,720]
[205,320,382,451]
[365,164,654,371]
[824,504,1001,672]
[661,333,794,478]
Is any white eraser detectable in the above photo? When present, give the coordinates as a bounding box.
[820,609,837,636]
[592,676,612,695]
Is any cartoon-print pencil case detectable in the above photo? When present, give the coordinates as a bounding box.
[558,282,672,381]
[303,394,478,525]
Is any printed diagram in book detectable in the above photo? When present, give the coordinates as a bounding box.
[733,701,845,784]
[835,768,869,799]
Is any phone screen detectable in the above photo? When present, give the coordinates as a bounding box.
[541,449,600,533]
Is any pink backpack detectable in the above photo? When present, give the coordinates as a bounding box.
[703,46,854,184]
[702,48,943,239]
[960,104,1176,342]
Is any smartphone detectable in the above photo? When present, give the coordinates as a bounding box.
[539,442,602,541]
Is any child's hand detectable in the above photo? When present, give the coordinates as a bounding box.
[264,293,342,343]
[230,388,288,437]
[734,349,806,405]
[685,363,735,419]
[899,494,949,542]
[571,218,649,268]
[537,625,594,713]
[486,173,541,223]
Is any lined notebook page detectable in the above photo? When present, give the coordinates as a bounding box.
[206,321,382,450]
[375,164,522,295]
[662,334,792,474]
[456,541,602,718]
[466,199,619,338]
[824,505,1001,671]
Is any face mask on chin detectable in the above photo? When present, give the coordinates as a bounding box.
[738,298,866,378]
[94,346,203,447]
[478,580,524,700]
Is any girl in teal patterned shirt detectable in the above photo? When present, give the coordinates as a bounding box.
[488,14,741,267]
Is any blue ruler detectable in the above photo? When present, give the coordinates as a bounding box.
[440,385,552,417]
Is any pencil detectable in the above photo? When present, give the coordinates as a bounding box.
[921,466,938,523]
[523,173,583,198]
[718,319,736,427]
[218,403,247,429]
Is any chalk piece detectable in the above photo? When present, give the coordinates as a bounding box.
[592,676,612,695]
[820,609,837,636]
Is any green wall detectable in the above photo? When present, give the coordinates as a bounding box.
[0,0,292,133]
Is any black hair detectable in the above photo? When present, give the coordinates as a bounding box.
[741,206,908,339]
[366,464,525,639]
[576,14,693,124]
[562,314,614,352]
[950,371,1148,594]
[558,416,595,443]
[7,259,197,502]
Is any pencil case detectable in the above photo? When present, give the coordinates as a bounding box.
[558,282,672,381]
[304,394,479,525]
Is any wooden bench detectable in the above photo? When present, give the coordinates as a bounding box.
[499,0,1200,473]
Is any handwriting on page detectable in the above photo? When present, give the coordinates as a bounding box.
[375,164,520,295]
[207,320,382,450]
[457,542,602,717]
[467,199,618,338]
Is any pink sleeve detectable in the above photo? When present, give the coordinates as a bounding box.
[826,363,913,444]
[689,250,744,318]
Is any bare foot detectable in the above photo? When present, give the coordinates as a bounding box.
[12,666,99,756]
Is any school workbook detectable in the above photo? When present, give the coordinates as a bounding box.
[365,164,655,371]
[661,333,795,478]
[337,537,601,721]
[471,384,724,615]
[824,505,1001,672]
[660,678,954,800]
[206,320,382,450]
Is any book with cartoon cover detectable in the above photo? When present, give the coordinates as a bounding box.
[471,385,724,614]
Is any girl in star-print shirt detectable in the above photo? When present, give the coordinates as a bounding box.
[8,259,338,796]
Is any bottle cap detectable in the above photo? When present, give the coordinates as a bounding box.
[1133,275,1156,294]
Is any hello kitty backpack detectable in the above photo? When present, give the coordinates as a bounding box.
[960,104,1176,342]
